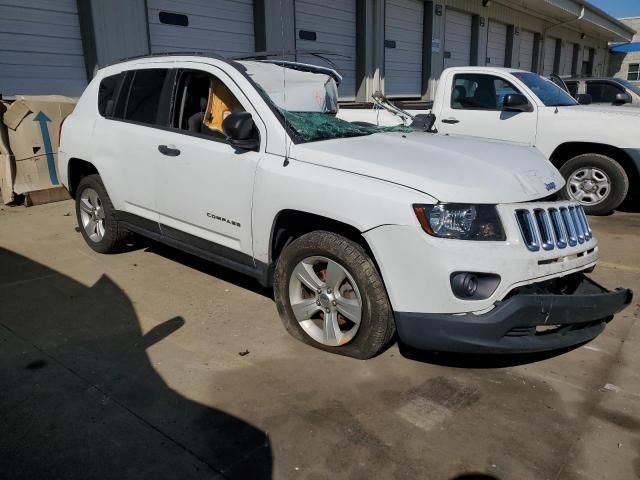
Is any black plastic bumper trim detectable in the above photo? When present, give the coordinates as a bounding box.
[395,275,632,354]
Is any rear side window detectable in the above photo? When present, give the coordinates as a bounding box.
[123,69,170,125]
[98,73,123,117]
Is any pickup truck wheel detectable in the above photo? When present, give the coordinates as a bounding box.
[274,231,395,359]
[559,154,628,215]
[75,174,130,254]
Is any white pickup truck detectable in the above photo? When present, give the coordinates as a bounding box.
[58,54,631,358]
[341,67,640,216]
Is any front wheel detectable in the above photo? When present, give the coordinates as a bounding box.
[273,231,395,359]
[559,153,629,215]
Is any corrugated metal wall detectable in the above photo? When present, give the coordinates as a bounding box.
[0,0,87,97]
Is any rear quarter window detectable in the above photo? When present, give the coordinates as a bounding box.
[97,73,123,117]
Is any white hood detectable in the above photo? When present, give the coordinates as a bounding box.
[291,132,564,203]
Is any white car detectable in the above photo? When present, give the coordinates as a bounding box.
[58,54,631,359]
[342,67,640,216]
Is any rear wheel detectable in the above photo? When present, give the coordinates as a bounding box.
[559,153,628,215]
[75,174,130,253]
[273,231,395,359]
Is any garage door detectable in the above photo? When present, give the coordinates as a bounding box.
[444,10,472,69]
[560,42,575,76]
[486,21,507,67]
[0,0,86,97]
[147,0,255,57]
[543,36,557,75]
[295,0,357,100]
[518,30,535,71]
[384,0,423,98]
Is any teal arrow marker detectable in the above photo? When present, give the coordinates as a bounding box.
[33,111,59,185]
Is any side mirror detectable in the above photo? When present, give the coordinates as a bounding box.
[410,113,436,132]
[222,112,259,150]
[575,94,592,105]
[614,92,632,105]
[502,93,532,112]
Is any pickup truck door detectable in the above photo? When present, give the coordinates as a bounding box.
[154,66,264,265]
[435,72,537,145]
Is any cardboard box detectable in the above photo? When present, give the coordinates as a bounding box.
[0,101,15,204]
[1,96,76,205]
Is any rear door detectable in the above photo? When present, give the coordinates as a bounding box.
[436,71,537,145]
[92,67,174,225]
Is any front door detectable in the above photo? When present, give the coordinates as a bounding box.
[436,72,537,145]
[155,66,264,263]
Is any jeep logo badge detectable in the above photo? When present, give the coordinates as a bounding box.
[545,182,556,191]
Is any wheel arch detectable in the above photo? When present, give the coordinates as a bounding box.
[550,142,639,190]
[67,158,99,198]
[269,209,377,266]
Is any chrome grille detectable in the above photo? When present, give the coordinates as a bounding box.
[515,204,591,252]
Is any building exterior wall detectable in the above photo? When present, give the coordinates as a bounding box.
[609,17,640,84]
[0,0,631,99]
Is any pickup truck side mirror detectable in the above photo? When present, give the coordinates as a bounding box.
[222,112,259,150]
[502,94,533,113]
[614,92,632,105]
[575,94,592,105]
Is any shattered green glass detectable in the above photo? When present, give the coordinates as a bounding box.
[280,110,413,143]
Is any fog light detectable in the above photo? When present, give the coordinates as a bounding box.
[451,273,478,298]
[449,272,501,300]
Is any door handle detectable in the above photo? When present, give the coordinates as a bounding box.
[442,118,460,124]
[158,145,181,157]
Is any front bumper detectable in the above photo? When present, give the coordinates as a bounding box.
[395,274,632,354]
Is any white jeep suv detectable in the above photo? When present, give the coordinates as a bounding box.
[58,54,632,359]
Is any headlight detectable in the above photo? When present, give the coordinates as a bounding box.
[413,204,505,241]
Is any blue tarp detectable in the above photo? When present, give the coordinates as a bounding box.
[610,42,640,53]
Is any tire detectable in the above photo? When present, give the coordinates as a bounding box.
[75,174,130,254]
[273,231,395,359]
[559,153,629,215]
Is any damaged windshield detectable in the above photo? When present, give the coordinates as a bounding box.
[239,60,412,143]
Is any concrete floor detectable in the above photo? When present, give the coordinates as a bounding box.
[1,200,639,480]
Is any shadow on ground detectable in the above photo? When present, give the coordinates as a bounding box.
[0,247,272,480]
[398,342,584,368]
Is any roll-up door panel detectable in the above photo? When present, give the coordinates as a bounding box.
[384,0,423,98]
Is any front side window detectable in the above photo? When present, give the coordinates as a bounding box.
[123,69,169,125]
[451,74,521,110]
[586,81,623,103]
[172,69,247,141]
[627,63,639,81]
[511,72,577,107]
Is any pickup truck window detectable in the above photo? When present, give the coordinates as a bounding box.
[586,81,624,103]
[511,72,577,107]
[451,74,521,110]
